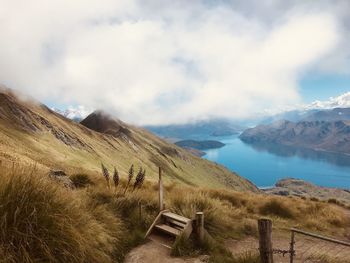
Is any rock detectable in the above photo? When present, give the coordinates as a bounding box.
[48,170,74,189]
[265,178,350,205]
[276,190,289,196]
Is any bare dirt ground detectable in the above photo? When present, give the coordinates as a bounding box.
[124,240,209,263]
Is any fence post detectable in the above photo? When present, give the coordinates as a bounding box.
[138,201,142,220]
[290,230,295,263]
[158,167,164,212]
[258,219,274,263]
[196,212,204,243]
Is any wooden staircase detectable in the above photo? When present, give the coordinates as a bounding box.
[145,210,193,247]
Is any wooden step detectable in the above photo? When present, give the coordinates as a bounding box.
[165,218,187,229]
[155,224,181,236]
[162,212,191,224]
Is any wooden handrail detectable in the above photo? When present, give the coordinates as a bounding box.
[291,228,350,247]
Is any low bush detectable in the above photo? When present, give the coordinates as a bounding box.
[70,173,94,188]
[259,199,295,219]
[327,198,342,206]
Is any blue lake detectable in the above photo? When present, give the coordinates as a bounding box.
[203,135,350,189]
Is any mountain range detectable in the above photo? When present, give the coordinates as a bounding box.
[240,119,350,154]
[0,88,256,191]
[146,120,244,140]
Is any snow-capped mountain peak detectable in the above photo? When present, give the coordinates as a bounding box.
[52,105,93,121]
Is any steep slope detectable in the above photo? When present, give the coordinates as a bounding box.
[240,120,350,154]
[0,88,256,191]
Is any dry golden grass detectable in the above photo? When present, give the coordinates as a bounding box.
[0,164,349,262]
[0,167,128,263]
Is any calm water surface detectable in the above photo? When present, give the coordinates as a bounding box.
[203,135,350,189]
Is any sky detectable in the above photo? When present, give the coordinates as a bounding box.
[0,0,349,125]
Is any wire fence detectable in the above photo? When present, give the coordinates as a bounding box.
[290,228,350,263]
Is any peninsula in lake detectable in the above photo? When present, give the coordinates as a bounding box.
[175,139,225,150]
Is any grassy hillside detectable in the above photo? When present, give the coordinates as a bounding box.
[0,88,255,191]
[0,165,349,263]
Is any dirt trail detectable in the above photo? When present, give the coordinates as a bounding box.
[124,240,208,263]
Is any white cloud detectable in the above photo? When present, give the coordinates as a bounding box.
[305,92,350,110]
[0,0,346,125]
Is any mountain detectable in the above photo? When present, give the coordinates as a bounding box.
[52,106,91,122]
[301,107,350,122]
[146,120,244,140]
[260,109,316,124]
[260,92,350,125]
[240,119,350,154]
[175,140,225,150]
[80,110,132,138]
[0,88,256,191]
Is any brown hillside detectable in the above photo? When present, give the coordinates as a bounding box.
[0,88,257,191]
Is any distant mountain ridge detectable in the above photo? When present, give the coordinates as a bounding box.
[146,120,244,140]
[240,119,350,154]
[261,91,350,125]
[302,108,350,122]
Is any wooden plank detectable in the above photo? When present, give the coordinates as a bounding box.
[291,228,350,247]
[165,218,186,229]
[162,212,191,223]
[155,224,181,236]
[144,210,169,239]
[182,221,193,240]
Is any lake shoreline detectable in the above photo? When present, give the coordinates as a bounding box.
[203,135,350,189]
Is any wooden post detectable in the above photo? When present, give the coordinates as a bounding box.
[196,212,204,243]
[158,167,164,212]
[258,219,274,263]
[138,202,142,220]
[290,230,295,263]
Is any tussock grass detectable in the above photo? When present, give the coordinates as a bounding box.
[0,165,349,262]
[70,173,94,188]
[0,168,124,263]
[259,199,295,219]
